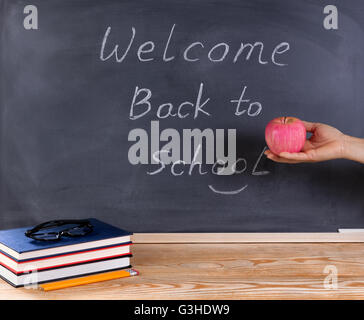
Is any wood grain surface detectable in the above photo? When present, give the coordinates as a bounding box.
[1,243,364,299]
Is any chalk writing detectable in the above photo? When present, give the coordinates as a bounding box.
[98,22,284,194]
[100,24,290,66]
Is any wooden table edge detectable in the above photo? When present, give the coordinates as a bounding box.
[133,232,364,243]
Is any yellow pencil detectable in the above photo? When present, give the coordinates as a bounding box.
[39,269,139,291]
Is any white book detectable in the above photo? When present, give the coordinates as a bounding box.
[0,256,131,287]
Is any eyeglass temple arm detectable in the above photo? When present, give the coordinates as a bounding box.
[26,219,91,234]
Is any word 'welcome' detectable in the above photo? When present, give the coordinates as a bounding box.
[100,24,290,66]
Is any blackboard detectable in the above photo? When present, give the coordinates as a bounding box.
[0,0,363,232]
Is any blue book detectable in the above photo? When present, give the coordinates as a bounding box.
[0,218,132,261]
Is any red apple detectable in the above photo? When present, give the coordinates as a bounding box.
[265,117,306,155]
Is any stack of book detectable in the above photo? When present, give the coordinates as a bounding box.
[0,219,133,288]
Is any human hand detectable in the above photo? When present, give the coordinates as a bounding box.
[264,121,346,163]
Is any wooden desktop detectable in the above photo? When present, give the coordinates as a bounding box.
[1,233,364,299]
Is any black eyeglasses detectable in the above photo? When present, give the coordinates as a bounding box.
[25,219,93,241]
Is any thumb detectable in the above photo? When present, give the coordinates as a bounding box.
[301,121,317,133]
